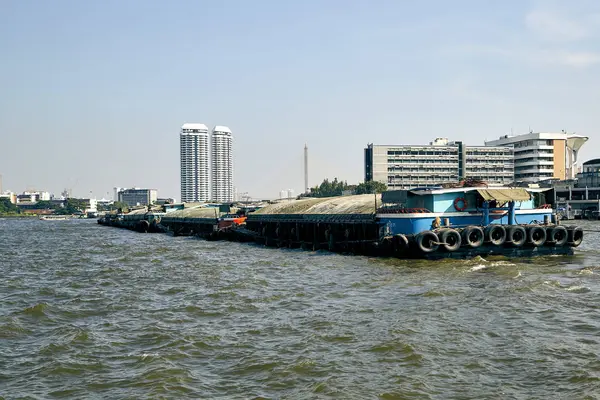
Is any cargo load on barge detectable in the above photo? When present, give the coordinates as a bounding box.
[158,203,245,239]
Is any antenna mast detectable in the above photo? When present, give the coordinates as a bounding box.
[304,144,308,193]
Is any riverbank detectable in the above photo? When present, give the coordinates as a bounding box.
[0,213,38,218]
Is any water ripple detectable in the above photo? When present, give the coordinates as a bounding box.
[1,218,600,398]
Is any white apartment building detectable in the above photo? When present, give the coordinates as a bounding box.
[365,138,514,189]
[211,126,233,202]
[180,123,210,202]
[485,131,589,183]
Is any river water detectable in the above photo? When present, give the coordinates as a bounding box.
[1,218,600,399]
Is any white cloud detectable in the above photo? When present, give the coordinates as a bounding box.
[524,1,600,43]
[525,9,589,42]
[444,45,600,69]
[447,3,600,69]
[538,50,600,68]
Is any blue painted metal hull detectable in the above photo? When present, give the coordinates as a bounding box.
[378,210,553,236]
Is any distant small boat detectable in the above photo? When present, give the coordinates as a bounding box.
[39,215,71,221]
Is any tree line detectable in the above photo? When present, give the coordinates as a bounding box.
[299,178,387,198]
[0,198,20,214]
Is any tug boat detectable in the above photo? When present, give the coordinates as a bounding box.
[376,187,582,258]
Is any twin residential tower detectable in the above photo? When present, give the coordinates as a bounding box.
[180,123,233,203]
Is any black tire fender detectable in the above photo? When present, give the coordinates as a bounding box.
[485,225,506,246]
[546,226,568,247]
[567,226,583,247]
[507,225,526,247]
[393,234,409,255]
[438,229,461,252]
[527,225,547,246]
[462,226,484,248]
[415,231,439,253]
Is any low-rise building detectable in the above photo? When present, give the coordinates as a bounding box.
[552,159,600,219]
[365,138,514,190]
[156,198,176,205]
[0,191,17,204]
[81,198,98,214]
[118,188,158,207]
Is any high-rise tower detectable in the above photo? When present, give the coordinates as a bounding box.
[211,126,233,202]
[180,123,210,202]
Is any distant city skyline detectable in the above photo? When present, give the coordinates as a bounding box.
[1,1,598,199]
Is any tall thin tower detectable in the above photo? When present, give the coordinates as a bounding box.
[304,144,308,193]
[180,123,210,202]
[211,126,233,202]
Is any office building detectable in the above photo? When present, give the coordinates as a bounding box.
[211,126,233,202]
[365,138,514,190]
[463,145,514,185]
[485,131,589,183]
[180,123,210,202]
[118,188,158,207]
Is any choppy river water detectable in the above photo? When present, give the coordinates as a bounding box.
[1,218,600,399]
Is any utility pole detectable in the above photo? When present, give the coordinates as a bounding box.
[374,189,377,212]
[304,144,308,194]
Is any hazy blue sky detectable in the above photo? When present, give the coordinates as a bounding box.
[1,0,598,200]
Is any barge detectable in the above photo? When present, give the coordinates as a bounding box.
[238,187,582,259]
[98,187,584,260]
[98,207,164,233]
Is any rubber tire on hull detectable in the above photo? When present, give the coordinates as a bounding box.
[506,225,526,247]
[546,226,568,247]
[462,226,484,248]
[438,229,461,252]
[380,237,393,253]
[527,225,547,247]
[393,234,410,256]
[567,226,584,247]
[485,225,506,246]
[415,231,439,254]
[137,220,150,233]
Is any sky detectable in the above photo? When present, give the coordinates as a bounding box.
[1,0,598,200]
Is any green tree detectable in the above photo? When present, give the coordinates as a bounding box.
[34,200,59,210]
[299,179,387,199]
[355,181,388,194]
[300,178,355,198]
[112,201,129,212]
[55,198,89,215]
[0,198,19,214]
